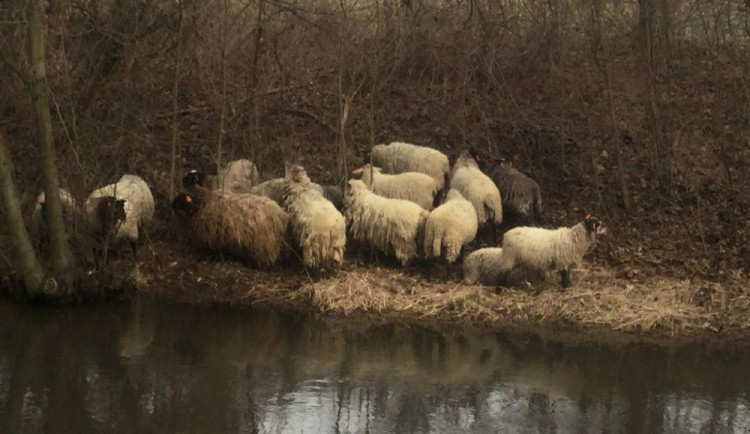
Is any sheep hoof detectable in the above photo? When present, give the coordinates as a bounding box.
[494,285,508,294]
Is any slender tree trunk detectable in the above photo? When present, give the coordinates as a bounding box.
[246,0,265,160]
[593,0,631,210]
[337,1,348,183]
[368,0,380,153]
[169,10,183,201]
[216,0,228,174]
[0,131,45,295]
[27,0,73,291]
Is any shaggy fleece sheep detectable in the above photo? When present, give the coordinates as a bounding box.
[353,164,440,210]
[249,178,286,203]
[250,178,344,210]
[343,179,429,266]
[368,141,450,189]
[281,165,346,272]
[462,247,539,287]
[490,158,543,228]
[423,189,478,262]
[188,190,289,269]
[462,247,504,286]
[449,150,503,232]
[498,214,607,288]
[85,174,155,250]
[183,159,260,193]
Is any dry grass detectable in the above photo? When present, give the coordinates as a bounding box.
[134,241,750,346]
[294,266,750,342]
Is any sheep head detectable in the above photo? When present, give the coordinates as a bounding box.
[351,164,379,182]
[96,196,127,234]
[285,163,310,184]
[469,147,485,168]
[171,192,200,217]
[345,179,367,196]
[583,214,607,236]
[182,170,206,188]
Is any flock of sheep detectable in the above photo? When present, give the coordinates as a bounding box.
[31,142,607,290]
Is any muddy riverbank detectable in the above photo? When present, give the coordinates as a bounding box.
[116,240,750,349]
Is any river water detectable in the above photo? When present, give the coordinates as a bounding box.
[0,298,748,433]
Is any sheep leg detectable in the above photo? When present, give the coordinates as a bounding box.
[447,262,457,281]
[140,226,162,267]
[129,239,139,262]
[426,260,444,282]
[495,269,508,294]
[560,268,571,289]
[441,259,451,281]
[474,225,486,249]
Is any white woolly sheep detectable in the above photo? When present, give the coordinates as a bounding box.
[172,190,289,269]
[423,189,478,278]
[182,158,260,193]
[463,248,547,288]
[498,214,607,289]
[367,141,450,189]
[462,248,504,286]
[352,164,441,210]
[248,178,286,203]
[250,177,344,210]
[343,179,429,266]
[489,157,543,229]
[85,174,155,256]
[281,165,347,273]
[449,150,503,245]
[30,188,79,253]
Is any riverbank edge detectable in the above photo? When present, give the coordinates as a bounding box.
[128,244,750,350]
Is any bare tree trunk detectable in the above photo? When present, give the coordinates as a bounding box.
[368,0,381,154]
[0,131,45,295]
[169,9,184,201]
[27,0,73,291]
[216,0,228,174]
[246,0,265,161]
[640,0,670,190]
[337,0,349,183]
[592,0,631,210]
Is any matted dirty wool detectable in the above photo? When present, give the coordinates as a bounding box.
[191,191,288,269]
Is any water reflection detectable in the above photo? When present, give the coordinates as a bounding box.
[0,298,748,433]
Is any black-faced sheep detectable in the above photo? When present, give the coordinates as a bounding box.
[84,174,155,256]
[423,189,478,279]
[343,179,429,266]
[172,190,289,269]
[30,188,79,253]
[281,164,346,273]
[498,214,607,289]
[449,150,503,246]
[183,158,260,193]
[352,164,441,210]
[489,157,543,230]
[367,141,450,190]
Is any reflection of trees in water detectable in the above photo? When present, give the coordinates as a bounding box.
[1,300,750,432]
